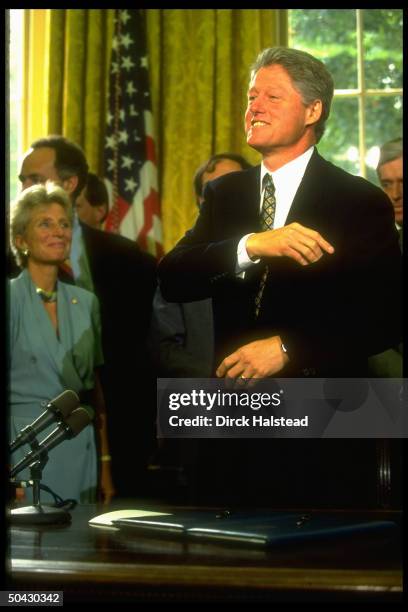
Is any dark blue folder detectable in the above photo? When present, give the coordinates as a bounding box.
[112,511,397,548]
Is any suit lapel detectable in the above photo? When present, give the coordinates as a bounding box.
[241,165,262,229]
[21,270,64,374]
[239,156,327,230]
[285,149,326,226]
[222,165,261,234]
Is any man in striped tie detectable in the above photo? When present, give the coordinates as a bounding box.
[158,47,402,508]
[160,47,401,381]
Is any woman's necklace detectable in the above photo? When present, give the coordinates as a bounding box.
[36,286,57,303]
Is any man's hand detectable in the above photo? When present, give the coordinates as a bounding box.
[216,336,289,379]
[246,222,334,266]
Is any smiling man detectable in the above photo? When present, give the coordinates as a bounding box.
[158,48,402,508]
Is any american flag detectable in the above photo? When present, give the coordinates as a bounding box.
[103,9,163,258]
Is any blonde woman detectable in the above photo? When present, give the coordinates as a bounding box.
[9,182,114,504]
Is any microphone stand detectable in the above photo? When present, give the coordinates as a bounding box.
[8,441,71,526]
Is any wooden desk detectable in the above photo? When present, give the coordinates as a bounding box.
[6,502,403,603]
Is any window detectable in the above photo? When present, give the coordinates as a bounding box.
[289,9,402,185]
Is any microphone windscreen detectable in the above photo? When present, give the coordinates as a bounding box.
[80,404,95,421]
[66,406,94,437]
[49,390,80,418]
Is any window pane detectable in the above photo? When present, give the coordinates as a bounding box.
[364,9,403,90]
[318,97,360,176]
[289,9,358,89]
[364,95,403,186]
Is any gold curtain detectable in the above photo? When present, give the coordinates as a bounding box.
[24,9,114,174]
[147,9,287,251]
[25,8,286,252]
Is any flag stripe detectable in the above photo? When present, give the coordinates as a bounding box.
[103,9,163,257]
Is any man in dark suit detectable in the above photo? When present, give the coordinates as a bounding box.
[368,138,403,378]
[376,138,403,232]
[158,48,402,509]
[15,136,157,499]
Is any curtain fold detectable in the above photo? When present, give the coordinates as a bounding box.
[44,9,113,175]
[146,9,287,251]
[28,8,286,251]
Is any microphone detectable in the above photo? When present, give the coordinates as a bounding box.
[10,405,94,478]
[10,390,80,453]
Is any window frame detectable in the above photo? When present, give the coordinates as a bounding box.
[289,8,403,179]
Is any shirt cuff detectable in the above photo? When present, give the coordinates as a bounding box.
[236,233,260,275]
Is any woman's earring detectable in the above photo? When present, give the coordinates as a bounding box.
[23,249,29,256]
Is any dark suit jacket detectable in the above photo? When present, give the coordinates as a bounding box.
[158,150,403,509]
[80,222,157,368]
[150,286,214,377]
[159,149,402,377]
[79,223,158,495]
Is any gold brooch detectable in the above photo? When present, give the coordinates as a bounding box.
[71,298,78,304]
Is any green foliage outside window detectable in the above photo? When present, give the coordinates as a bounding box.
[289,9,402,184]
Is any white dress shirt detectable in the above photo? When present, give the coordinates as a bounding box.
[237,146,315,272]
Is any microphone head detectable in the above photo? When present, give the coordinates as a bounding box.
[47,390,80,418]
[66,406,94,437]
[9,390,80,455]
[10,404,94,478]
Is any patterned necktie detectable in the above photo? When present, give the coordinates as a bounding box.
[254,173,276,317]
